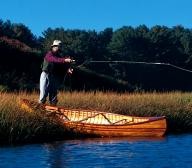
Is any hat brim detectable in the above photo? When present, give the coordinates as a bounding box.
[51,45,60,47]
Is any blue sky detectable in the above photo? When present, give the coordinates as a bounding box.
[0,0,192,37]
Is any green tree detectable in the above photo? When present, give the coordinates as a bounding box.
[97,28,113,60]
[107,26,138,61]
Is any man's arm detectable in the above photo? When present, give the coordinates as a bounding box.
[45,51,74,63]
[45,51,66,63]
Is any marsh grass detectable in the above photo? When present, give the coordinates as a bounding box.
[1,91,192,144]
[0,92,67,144]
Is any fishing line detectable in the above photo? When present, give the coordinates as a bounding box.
[87,60,192,73]
[63,60,192,89]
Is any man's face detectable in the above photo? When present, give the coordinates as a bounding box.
[52,45,61,53]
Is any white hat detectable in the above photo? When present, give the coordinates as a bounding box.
[51,40,62,47]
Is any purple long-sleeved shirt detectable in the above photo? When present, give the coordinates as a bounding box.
[44,51,65,63]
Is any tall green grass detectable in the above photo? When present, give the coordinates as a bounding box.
[0,91,192,144]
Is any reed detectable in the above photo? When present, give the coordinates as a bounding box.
[0,92,67,144]
[0,91,192,144]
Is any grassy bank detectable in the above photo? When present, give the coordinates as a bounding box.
[0,91,192,144]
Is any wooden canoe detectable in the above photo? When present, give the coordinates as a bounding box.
[20,99,167,137]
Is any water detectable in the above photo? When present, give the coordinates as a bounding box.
[0,134,192,168]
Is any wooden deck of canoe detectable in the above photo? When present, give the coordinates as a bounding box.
[20,99,167,137]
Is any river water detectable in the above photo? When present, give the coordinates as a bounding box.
[0,134,192,168]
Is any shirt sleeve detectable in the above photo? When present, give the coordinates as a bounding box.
[45,51,65,63]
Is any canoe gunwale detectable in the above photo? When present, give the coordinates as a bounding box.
[58,114,166,127]
[49,106,166,126]
[45,105,164,120]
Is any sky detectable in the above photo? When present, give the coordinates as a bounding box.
[0,0,192,37]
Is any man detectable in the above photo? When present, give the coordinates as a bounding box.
[39,40,73,105]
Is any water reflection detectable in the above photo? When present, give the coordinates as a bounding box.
[44,137,165,168]
[1,135,192,168]
[44,143,65,168]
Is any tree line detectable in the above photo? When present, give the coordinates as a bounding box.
[1,19,192,91]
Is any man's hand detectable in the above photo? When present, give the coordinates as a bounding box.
[67,68,73,75]
[64,58,72,63]
[64,57,75,63]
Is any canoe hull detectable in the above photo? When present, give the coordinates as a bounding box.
[60,117,166,137]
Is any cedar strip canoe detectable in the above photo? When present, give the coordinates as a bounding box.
[20,99,167,137]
